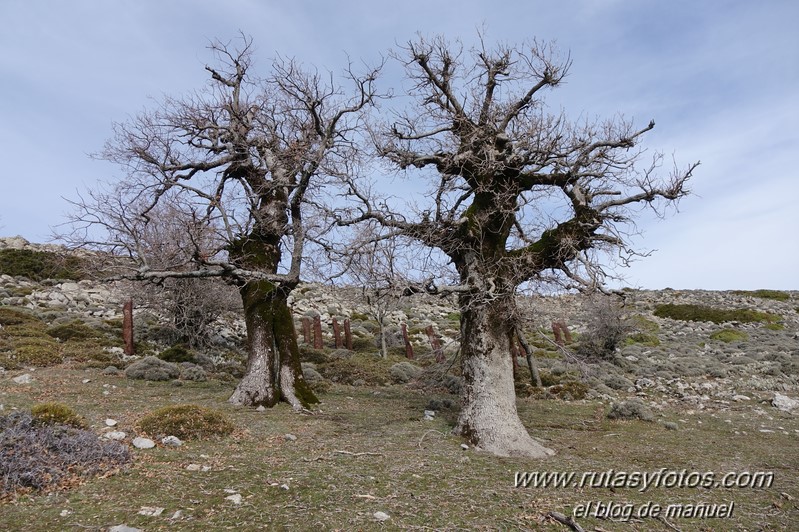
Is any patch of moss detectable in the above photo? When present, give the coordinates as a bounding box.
[624,333,661,347]
[0,249,85,281]
[349,311,370,321]
[46,320,101,341]
[158,344,194,363]
[654,303,780,324]
[733,289,790,302]
[138,404,235,440]
[445,312,461,322]
[319,353,402,385]
[0,308,42,326]
[764,322,785,331]
[607,399,655,421]
[125,356,180,381]
[30,402,86,428]
[709,328,749,343]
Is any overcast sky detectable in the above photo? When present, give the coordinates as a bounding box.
[0,0,796,290]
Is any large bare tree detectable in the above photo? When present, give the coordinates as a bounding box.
[65,37,379,410]
[338,36,698,457]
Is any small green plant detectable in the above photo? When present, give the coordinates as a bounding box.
[624,333,661,347]
[125,356,180,381]
[607,399,655,421]
[0,248,85,281]
[733,289,790,302]
[30,402,86,428]
[764,322,784,331]
[46,320,101,341]
[349,311,371,321]
[709,328,748,343]
[654,303,780,324]
[445,312,461,322]
[138,404,235,440]
[0,308,41,326]
[158,344,194,363]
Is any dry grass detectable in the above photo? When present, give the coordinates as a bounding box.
[0,364,797,531]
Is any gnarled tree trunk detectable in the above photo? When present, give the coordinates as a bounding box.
[453,278,554,458]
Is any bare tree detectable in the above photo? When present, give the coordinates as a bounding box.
[63,36,379,410]
[337,35,698,456]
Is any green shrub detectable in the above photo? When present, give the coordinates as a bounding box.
[180,365,207,381]
[625,333,661,347]
[318,353,398,385]
[654,303,780,324]
[349,311,371,321]
[607,399,655,421]
[709,328,748,343]
[0,308,41,326]
[0,249,85,281]
[30,402,86,428]
[389,361,424,383]
[299,345,331,364]
[445,312,461,322]
[125,356,180,381]
[46,320,101,341]
[13,338,62,366]
[733,289,790,302]
[764,322,785,331]
[158,344,194,363]
[351,336,376,352]
[138,404,235,440]
[548,381,589,400]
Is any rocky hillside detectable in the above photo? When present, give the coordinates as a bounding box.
[2,236,798,415]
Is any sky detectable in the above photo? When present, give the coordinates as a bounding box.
[0,0,796,290]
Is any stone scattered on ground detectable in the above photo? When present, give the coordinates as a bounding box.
[225,493,243,505]
[132,437,156,449]
[12,374,33,385]
[137,506,164,516]
[772,393,798,412]
[161,435,183,447]
[108,526,142,532]
[284,433,297,441]
[104,431,126,441]
[374,511,390,521]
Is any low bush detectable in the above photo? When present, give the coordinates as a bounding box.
[180,365,207,381]
[709,328,748,343]
[125,356,180,381]
[389,361,424,383]
[138,404,235,440]
[0,308,41,326]
[732,289,790,302]
[0,248,85,281]
[654,303,780,324]
[30,402,86,428]
[607,399,655,421]
[46,320,102,341]
[158,344,194,363]
[0,412,130,496]
[318,353,398,385]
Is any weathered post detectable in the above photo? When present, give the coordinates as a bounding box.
[122,299,134,356]
[401,323,414,360]
[313,315,323,349]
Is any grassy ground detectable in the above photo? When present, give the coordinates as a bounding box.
[1,365,796,531]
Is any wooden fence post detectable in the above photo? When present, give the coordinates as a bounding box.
[332,318,342,348]
[122,299,134,356]
[301,317,312,344]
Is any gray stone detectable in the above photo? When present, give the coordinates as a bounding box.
[772,393,798,412]
[161,435,183,447]
[373,511,390,521]
[108,526,142,532]
[104,431,127,441]
[132,437,156,449]
[284,433,297,441]
[12,373,33,384]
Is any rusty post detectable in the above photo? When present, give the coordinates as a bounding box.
[332,317,342,348]
[344,319,353,350]
[313,315,323,349]
[551,321,563,346]
[122,299,134,356]
[426,325,444,363]
[401,323,414,360]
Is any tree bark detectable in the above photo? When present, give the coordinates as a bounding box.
[453,289,554,458]
[229,280,319,410]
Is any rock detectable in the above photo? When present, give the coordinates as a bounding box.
[104,431,127,441]
[81,378,91,384]
[424,410,436,418]
[105,418,118,427]
[12,373,33,384]
[373,511,390,521]
[460,443,469,450]
[186,464,202,471]
[137,506,164,516]
[225,493,243,505]
[60,510,72,517]
[423,414,435,421]
[732,394,751,402]
[772,393,798,412]
[132,437,156,449]
[108,526,141,532]
[256,405,266,412]
[280,484,290,490]
[284,433,297,442]
[170,510,183,520]
[161,435,183,447]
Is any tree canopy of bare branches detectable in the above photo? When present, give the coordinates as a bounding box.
[64,36,380,410]
[336,35,698,457]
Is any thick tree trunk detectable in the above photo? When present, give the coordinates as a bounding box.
[454,291,554,458]
[228,280,319,410]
